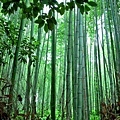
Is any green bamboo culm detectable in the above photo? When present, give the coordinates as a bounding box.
[51,2,56,120]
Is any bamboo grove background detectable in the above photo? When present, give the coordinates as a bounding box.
[0,0,120,120]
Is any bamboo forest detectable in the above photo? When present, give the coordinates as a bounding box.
[0,0,120,120]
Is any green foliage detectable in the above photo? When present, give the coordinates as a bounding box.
[18,37,39,64]
[36,109,62,120]
[90,111,100,120]
[85,4,91,12]
[75,0,88,4]
[0,16,19,65]
[88,1,97,7]
[44,23,48,33]
[15,116,23,120]
[0,0,97,32]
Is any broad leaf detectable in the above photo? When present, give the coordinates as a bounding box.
[59,7,65,15]
[33,0,38,3]
[58,2,64,7]
[67,1,75,10]
[47,19,54,31]
[79,5,84,14]
[42,0,49,5]
[48,9,53,18]
[88,1,97,7]
[65,5,69,11]
[85,5,91,12]
[38,19,45,28]
[75,0,83,4]
[51,17,57,25]
[44,24,48,33]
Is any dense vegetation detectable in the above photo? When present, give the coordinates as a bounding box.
[0,0,120,120]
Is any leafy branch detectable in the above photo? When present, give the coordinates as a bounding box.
[0,0,97,32]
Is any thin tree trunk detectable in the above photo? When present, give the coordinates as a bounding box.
[31,27,41,119]
[41,35,49,117]
[66,7,72,120]
[8,13,25,115]
[51,10,56,120]
[24,18,34,119]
